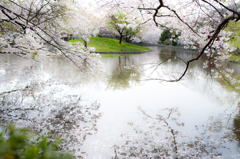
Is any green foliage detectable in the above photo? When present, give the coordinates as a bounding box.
[227,55,240,61]
[159,29,171,44]
[124,26,142,43]
[107,11,126,29]
[171,30,181,46]
[0,22,18,34]
[171,41,178,46]
[31,51,38,59]
[159,29,181,46]
[0,124,74,159]
[107,11,142,43]
[225,22,240,55]
[69,37,149,52]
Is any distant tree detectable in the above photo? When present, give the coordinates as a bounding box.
[107,12,125,44]
[66,4,106,48]
[159,29,171,44]
[171,30,181,46]
[107,11,142,44]
[124,25,142,43]
[159,29,181,46]
[102,0,240,88]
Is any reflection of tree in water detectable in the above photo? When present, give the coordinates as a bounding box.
[233,102,240,146]
[158,48,202,63]
[159,49,177,62]
[114,107,237,159]
[142,48,213,82]
[0,80,101,158]
[159,49,173,63]
[106,56,141,90]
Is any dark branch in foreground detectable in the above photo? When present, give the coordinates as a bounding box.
[0,85,29,96]
[146,12,240,82]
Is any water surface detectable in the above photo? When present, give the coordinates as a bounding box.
[0,46,240,158]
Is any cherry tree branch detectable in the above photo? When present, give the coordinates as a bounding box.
[201,0,224,17]
[195,1,219,25]
[139,1,201,37]
[214,0,240,15]
[148,13,240,82]
[0,2,90,69]
[164,5,201,37]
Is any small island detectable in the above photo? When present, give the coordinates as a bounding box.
[69,37,150,53]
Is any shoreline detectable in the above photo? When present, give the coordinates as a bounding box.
[93,50,151,54]
[132,43,199,51]
[95,44,240,65]
[94,43,198,54]
[225,59,240,64]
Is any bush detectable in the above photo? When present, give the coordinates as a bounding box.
[164,38,171,45]
[159,29,181,46]
[0,124,74,159]
[225,22,240,55]
[159,29,171,44]
[171,40,178,46]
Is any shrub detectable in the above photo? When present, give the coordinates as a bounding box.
[159,29,181,46]
[159,29,171,44]
[0,124,74,159]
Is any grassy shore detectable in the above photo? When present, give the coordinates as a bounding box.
[227,55,240,62]
[69,37,150,52]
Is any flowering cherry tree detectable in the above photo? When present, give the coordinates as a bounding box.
[107,10,144,44]
[1,0,240,87]
[66,1,106,48]
[0,0,101,69]
[101,0,240,88]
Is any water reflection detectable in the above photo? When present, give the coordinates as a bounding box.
[114,107,238,158]
[0,55,102,158]
[105,56,141,90]
[101,53,157,90]
[140,47,208,82]
[1,46,240,158]
[233,102,240,146]
[158,47,200,62]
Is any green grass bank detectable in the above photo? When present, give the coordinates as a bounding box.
[69,37,150,52]
[227,55,240,62]
[225,22,240,62]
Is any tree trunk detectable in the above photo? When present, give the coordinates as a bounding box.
[119,34,123,44]
[84,40,87,48]
[125,36,131,43]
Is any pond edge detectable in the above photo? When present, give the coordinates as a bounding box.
[93,50,151,54]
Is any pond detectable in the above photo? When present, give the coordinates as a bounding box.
[0,46,240,158]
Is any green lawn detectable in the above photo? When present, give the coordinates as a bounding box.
[225,22,240,62]
[227,55,240,62]
[225,22,240,49]
[69,37,150,52]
